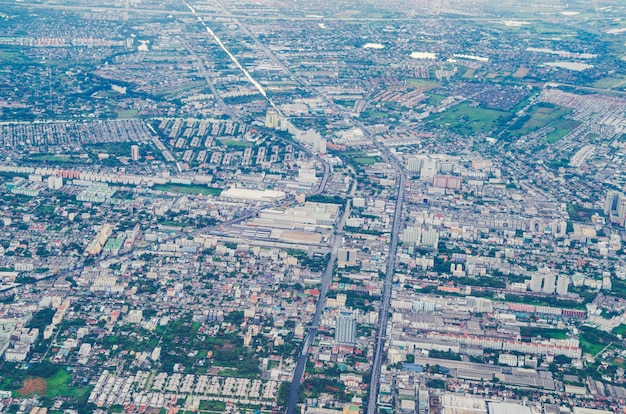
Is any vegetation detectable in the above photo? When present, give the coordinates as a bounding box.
[153,184,223,196]
[520,326,568,340]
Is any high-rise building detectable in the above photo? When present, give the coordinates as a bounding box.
[420,159,438,182]
[335,311,357,345]
[556,274,569,296]
[265,110,279,128]
[530,271,543,293]
[543,272,556,294]
[605,191,620,215]
[403,228,420,245]
[605,191,626,226]
[420,230,439,249]
[131,145,140,161]
[47,175,63,190]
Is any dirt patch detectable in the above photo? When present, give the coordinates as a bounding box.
[19,377,47,396]
[513,67,529,78]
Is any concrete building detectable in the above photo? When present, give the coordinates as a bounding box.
[557,274,569,296]
[131,145,140,161]
[336,311,357,345]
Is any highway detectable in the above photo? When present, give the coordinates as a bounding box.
[366,147,406,414]
[286,178,355,414]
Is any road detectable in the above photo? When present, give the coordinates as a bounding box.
[366,148,406,414]
[179,38,240,122]
[286,178,354,414]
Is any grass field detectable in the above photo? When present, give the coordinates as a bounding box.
[359,110,388,119]
[504,102,580,142]
[545,119,581,143]
[16,370,89,400]
[153,184,223,196]
[27,155,90,164]
[613,324,626,336]
[116,109,140,119]
[404,78,440,89]
[352,156,378,165]
[426,102,509,135]
[46,370,89,399]
[580,337,606,356]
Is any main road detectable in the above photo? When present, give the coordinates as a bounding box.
[366,145,406,414]
[285,177,356,414]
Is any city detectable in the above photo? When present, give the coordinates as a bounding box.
[0,0,626,413]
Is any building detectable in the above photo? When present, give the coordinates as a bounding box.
[338,249,358,267]
[530,272,543,293]
[47,175,63,190]
[556,274,569,296]
[543,272,556,294]
[420,159,438,182]
[487,402,531,414]
[407,158,423,173]
[265,110,279,128]
[336,311,357,345]
[131,145,140,161]
[529,268,558,294]
[420,230,439,249]
[604,191,626,226]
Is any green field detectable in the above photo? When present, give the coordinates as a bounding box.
[353,156,378,165]
[46,370,89,399]
[593,76,626,90]
[613,324,626,336]
[153,184,223,196]
[85,142,135,157]
[519,326,568,340]
[579,326,619,356]
[426,102,510,135]
[359,110,388,119]
[27,155,89,164]
[507,102,581,142]
[0,48,33,65]
[116,109,140,119]
[405,78,440,89]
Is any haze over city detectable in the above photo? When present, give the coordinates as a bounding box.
[0,0,626,413]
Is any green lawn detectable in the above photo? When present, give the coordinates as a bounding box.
[352,156,378,165]
[545,119,581,143]
[426,102,510,135]
[519,326,568,340]
[360,110,387,119]
[27,155,89,164]
[153,184,223,196]
[404,78,440,89]
[501,101,583,142]
[116,109,140,119]
[613,324,626,336]
[580,337,606,356]
[46,370,91,400]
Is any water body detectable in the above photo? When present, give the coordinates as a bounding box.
[453,53,489,62]
[363,43,385,49]
[545,61,594,71]
[527,47,597,59]
[502,20,530,27]
[410,52,436,59]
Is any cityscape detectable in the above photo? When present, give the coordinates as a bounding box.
[1,0,626,413]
